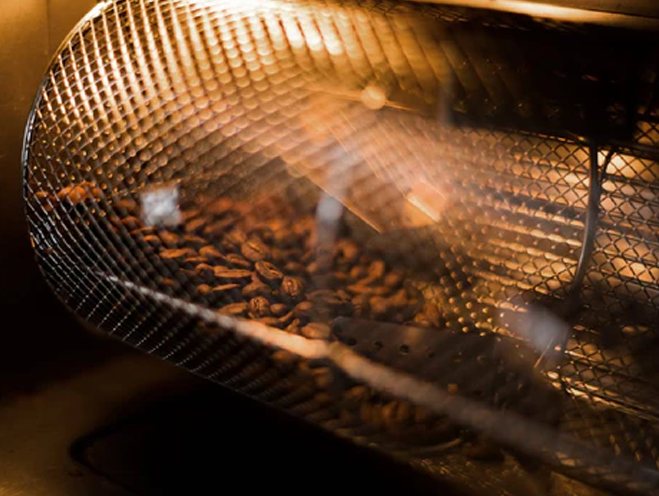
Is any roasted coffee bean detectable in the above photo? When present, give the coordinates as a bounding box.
[349,265,367,280]
[141,234,162,248]
[382,401,413,431]
[183,257,208,268]
[204,216,239,238]
[241,237,270,262]
[364,260,386,284]
[293,301,314,318]
[420,301,443,328]
[159,231,180,247]
[312,367,334,389]
[199,245,224,260]
[206,197,233,216]
[120,216,142,230]
[197,284,213,295]
[213,268,253,282]
[131,226,158,235]
[183,234,207,248]
[370,296,390,319]
[242,281,273,299]
[160,248,196,260]
[301,322,331,340]
[384,271,404,289]
[344,386,369,408]
[223,253,252,269]
[272,227,297,247]
[271,350,298,367]
[278,311,295,327]
[211,283,241,297]
[185,217,207,233]
[352,294,370,318]
[255,261,283,285]
[223,229,248,250]
[114,198,138,215]
[250,225,274,244]
[270,303,288,317]
[57,181,103,204]
[335,239,360,264]
[284,261,306,275]
[218,302,249,316]
[280,276,306,302]
[195,263,215,280]
[249,296,272,317]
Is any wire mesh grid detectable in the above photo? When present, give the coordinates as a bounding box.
[21,0,659,494]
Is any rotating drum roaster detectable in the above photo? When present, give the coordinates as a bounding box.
[21,0,659,494]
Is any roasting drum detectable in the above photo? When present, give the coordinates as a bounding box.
[22,0,659,494]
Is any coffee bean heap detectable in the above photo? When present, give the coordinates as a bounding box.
[100,193,446,339]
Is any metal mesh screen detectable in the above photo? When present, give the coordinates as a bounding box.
[21,0,659,494]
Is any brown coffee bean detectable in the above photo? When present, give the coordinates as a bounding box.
[141,234,162,248]
[223,229,248,250]
[420,301,443,328]
[181,209,201,221]
[183,257,208,267]
[293,301,314,318]
[241,237,270,262]
[57,182,103,204]
[364,260,386,284]
[114,198,138,215]
[160,248,196,260]
[271,350,298,367]
[280,276,306,303]
[313,367,334,389]
[218,302,249,316]
[211,283,241,296]
[335,239,360,264]
[350,295,369,318]
[370,296,390,319]
[242,281,273,299]
[195,263,215,280]
[120,216,142,231]
[255,261,283,285]
[349,265,367,280]
[384,271,404,289]
[249,296,272,317]
[284,262,306,275]
[199,245,224,260]
[301,322,331,340]
[185,217,207,233]
[272,227,297,247]
[224,253,252,269]
[159,231,180,246]
[382,401,413,431]
[270,303,288,317]
[131,226,158,235]
[213,268,253,282]
[206,197,234,216]
[205,216,239,238]
[182,234,207,248]
[197,284,213,295]
[277,311,295,327]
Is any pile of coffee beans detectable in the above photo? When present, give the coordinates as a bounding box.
[96,192,447,340]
